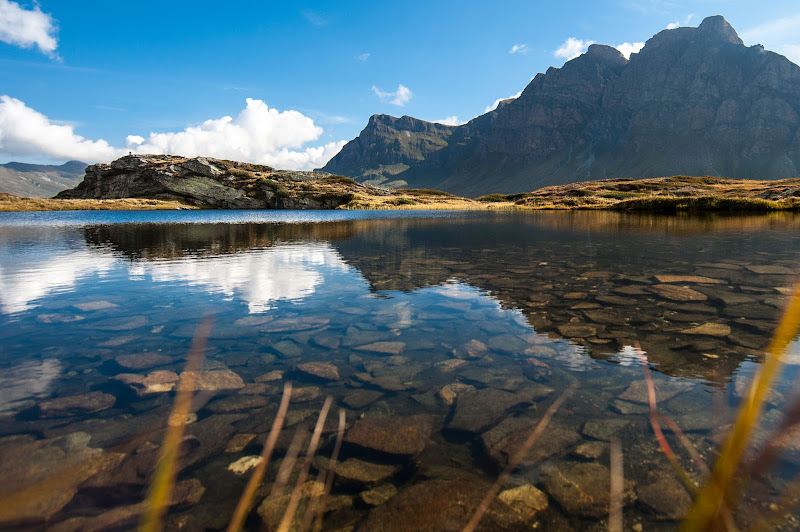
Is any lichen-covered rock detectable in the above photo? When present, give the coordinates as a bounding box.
[344,414,434,458]
[543,461,636,518]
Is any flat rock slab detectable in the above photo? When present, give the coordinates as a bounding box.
[618,380,693,404]
[206,394,269,413]
[582,309,629,325]
[91,316,148,331]
[354,342,406,355]
[291,386,321,402]
[39,391,116,417]
[260,317,330,333]
[115,352,172,370]
[449,388,542,434]
[746,265,794,275]
[557,324,598,338]
[73,300,119,311]
[582,418,631,441]
[543,461,636,518]
[315,457,400,487]
[653,275,724,284]
[344,414,433,458]
[0,433,124,524]
[343,389,384,409]
[482,417,581,466]
[180,370,245,391]
[114,370,179,394]
[360,483,398,506]
[357,475,528,531]
[297,361,339,381]
[638,476,692,520]
[648,284,708,302]
[680,323,731,337]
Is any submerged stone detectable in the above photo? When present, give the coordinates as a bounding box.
[343,389,384,409]
[115,352,172,370]
[543,461,636,518]
[359,483,398,506]
[648,284,708,302]
[638,476,692,520]
[680,323,731,337]
[39,391,116,418]
[354,341,406,355]
[344,414,433,458]
[180,369,245,391]
[297,361,339,381]
[497,484,549,522]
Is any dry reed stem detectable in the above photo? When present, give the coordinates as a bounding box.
[661,414,710,479]
[312,409,346,532]
[139,316,213,532]
[276,396,333,532]
[226,382,293,532]
[609,440,624,532]
[462,385,575,532]
[684,281,800,531]
[271,428,307,497]
[636,345,696,493]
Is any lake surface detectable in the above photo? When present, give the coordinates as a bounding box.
[1,210,800,531]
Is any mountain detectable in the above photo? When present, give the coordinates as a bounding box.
[321,16,800,197]
[0,160,87,198]
[322,114,456,188]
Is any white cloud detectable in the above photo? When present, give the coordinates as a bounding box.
[0,96,346,170]
[371,84,413,106]
[615,41,645,59]
[742,14,800,66]
[356,52,370,61]
[432,116,462,126]
[508,44,529,55]
[667,14,695,30]
[0,0,58,56]
[554,37,595,61]
[0,95,122,162]
[484,91,522,113]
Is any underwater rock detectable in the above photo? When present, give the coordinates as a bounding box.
[344,414,433,458]
[354,341,406,355]
[359,483,397,506]
[297,361,340,381]
[638,476,692,520]
[497,484,549,522]
[543,461,636,518]
[343,389,384,409]
[39,391,116,418]
[115,352,172,370]
[179,369,245,391]
[647,284,708,302]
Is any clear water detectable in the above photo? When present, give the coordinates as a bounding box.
[1,210,799,531]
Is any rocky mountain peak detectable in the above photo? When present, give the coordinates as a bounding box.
[697,15,743,45]
[585,44,628,64]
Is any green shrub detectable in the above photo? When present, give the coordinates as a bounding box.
[390,197,417,205]
[397,188,453,197]
[598,191,638,200]
[320,175,358,185]
[229,168,254,178]
[566,188,595,197]
[477,193,510,202]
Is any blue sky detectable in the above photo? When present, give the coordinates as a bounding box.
[1,0,800,168]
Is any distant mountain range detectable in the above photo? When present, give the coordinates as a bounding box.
[321,16,800,197]
[0,160,87,198]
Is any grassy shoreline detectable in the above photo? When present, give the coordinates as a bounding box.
[3,175,800,212]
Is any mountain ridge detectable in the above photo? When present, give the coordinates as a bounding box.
[321,16,800,197]
[0,160,87,198]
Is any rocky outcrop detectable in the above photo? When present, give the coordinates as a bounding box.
[56,154,393,209]
[322,16,800,197]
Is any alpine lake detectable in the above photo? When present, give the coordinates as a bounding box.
[1,209,800,531]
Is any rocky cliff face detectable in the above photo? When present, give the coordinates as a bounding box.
[319,114,455,187]
[56,155,389,209]
[322,16,800,197]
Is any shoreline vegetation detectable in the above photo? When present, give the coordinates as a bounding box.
[3,175,800,213]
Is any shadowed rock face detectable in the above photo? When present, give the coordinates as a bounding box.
[322,16,800,197]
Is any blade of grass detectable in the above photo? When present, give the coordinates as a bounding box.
[139,316,213,532]
[609,440,623,532]
[276,396,333,532]
[227,382,293,532]
[462,385,575,532]
[684,281,800,531]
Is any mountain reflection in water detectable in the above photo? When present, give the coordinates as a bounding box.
[0,210,799,530]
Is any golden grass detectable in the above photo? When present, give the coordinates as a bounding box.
[0,193,195,211]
